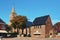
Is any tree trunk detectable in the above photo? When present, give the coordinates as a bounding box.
[17,28,20,35]
[22,28,24,34]
[26,27,27,35]
[17,28,18,34]
[29,27,31,34]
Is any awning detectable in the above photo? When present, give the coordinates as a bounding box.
[57,33,60,36]
[33,30,41,34]
[0,30,7,33]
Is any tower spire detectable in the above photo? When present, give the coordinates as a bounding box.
[12,6,15,12]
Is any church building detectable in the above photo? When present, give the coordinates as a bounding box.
[31,15,53,38]
[0,18,7,37]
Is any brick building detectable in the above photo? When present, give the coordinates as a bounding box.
[31,15,53,38]
[0,18,7,30]
[53,22,60,37]
[0,18,7,37]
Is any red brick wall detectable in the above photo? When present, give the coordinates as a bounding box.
[45,16,52,38]
[54,25,60,32]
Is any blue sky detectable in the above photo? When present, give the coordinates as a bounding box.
[0,0,60,25]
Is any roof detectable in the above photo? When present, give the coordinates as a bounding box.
[33,15,50,25]
[26,21,32,27]
[0,18,5,24]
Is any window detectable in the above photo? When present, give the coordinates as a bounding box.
[34,26,36,29]
[41,25,45,27]
[36,26,39,29]
[1,25,6,30]
[36,25,41,28]
[34,26,37,29]
[50,33,52,35]
[38,26,39,28]
[40,25,41,28]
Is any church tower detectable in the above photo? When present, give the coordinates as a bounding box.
[10,7,17,20]
[9,7,17,25]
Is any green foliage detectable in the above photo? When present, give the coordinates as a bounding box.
[54,22,60,27]
[6,26,12,32]
[55,22,60,25]
[11,15,27,29]
[27,34,31,37]
[11,21,19,29]
[10,15,27,34]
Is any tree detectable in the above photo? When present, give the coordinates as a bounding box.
[10,15,27,35]
[54,22,60,26]
[54,22,60,32]
[11,22,17,29]
[6,25,12,33]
